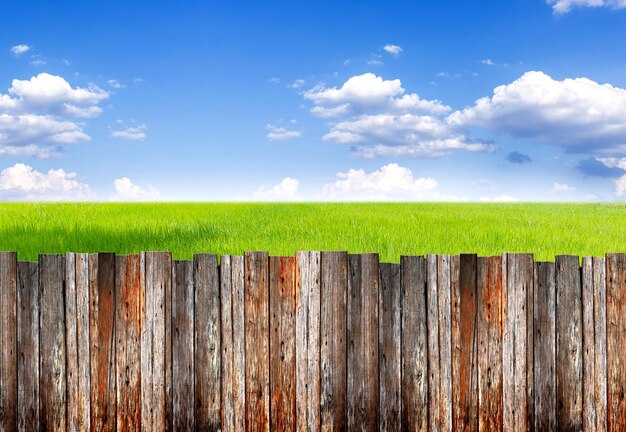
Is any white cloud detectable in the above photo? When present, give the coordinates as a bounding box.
[266,124,302,141]
[597,157,626,196]
[548,0,626,14]
[254,177,300,200]
[551,182,575,193]
[383,44,403,56]
[111,124,147,141]
[113,177,159,200]
[289,79,305,89]
[367,59,384,66]
[30,59,46,66]
[0,163,91,200]
[481,59,495,65]
[107,79,124,89]
[10,45,30,56]
[133,77,144,84]
[0,113,90,147]
[616,175,626,196]
[478,195,519,202]
[449,71,626,156]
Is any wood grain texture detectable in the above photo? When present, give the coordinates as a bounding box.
[477,256,503,432]
[606,253,626,432]
[245,252,270,432]
[115,254,143,431]
[533,261,556,431]
[89,253,117,432]
[270,256,297,432]
[347,253,379,432]
[17,261,38,432]
[39,254,66,431]
[295,251,321,432]
[66,253,79,431]
[400,256,428,432]
[437,255,453,432]
[452,254,479,432]
[426,254,441,432]
[141,252,170,432]
[194,254,221,432]
[592,257,607,431]
[172,260,195,431]
[320,251,348,432]
[379,262,401,432]
[582,257,597,432]
[556,255,583,431]
[0,252,17,432]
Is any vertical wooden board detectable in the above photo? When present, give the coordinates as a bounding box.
[320,251,347,432]
[165,254,174,432]
[582,257,597,432]
[379,262,401,432]
[592,257,607,431]
[17,261,39,431]
[477,256,503,432]
[231,256,246,431]
[115,254,143,431]
[452,254,479,432]
[533,262,556,431]
[66,253,80,431]
[400,256,428,432]
[172,260,195,431]
[556,255,583,431]
[89,253,116,432]
[76,253,91,431]
[347,254,379,431]
[39,254,66,431]
[295,251,321,432]
[270,256,297,432]
[220,256,235,432]
[0,252,17,432]
[525,255,535,432]
[426,254,441,432]
[194,254,221,432]
[142,252,170,432]
[606,253,626,432]
[245,252,270,432]
[438,255,453,432]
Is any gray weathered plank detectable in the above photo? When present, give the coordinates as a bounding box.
[452,254,479,432]
[556,255,583,431]
[426,254,441,432]
[141,252,170,432]
[320,251,348,432]
[89,253,117,432]
[533,261,556,431]
[347,254,379,431]
[379,262,401,432]
[270,256,297,432]
[220,256,235,432]
[66,253,80,431]
[115,254,143,431]
[194,254,221,432]
[582,257,597,432]
[233,256,246,431]
[295,251,321,432]
[477,256,503,432]
[606,253,626,432]
[400,255,428,432]
[172,260,195,431]
[244,252,270,432]
[39,254,66,431]
[0,252,17,432]
[593,257,607,431]
[17,260,38,432]
[438,254,453,432]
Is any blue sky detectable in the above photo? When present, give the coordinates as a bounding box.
[1,0,626,201]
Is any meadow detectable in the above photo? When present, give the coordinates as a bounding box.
[0,202,623,262]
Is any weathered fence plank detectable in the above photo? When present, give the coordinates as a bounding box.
[533,261,556,431]
[115,254,143,431]
[0,252,17,432]
[593,257,608,431]
[66,253,79,431]
[556,255,583,431]
[400,255,428,432]
[477,256,503,432]
[295,251,321,432]
[172,260,195,431]
[320,251,348,432]
[379,262,401,432]
[17,260,38,432]
[270,256,297,432]
[582,257,597,432]
[39,254,66,431]
[194,254,221,432]
[606,253,626,431]
[438,255,453,432]
[245,252,270,432]
[426,254,441,432]
[89,253,117,432]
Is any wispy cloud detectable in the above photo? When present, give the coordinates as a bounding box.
[111,124,147,141]
[10,44,30,56]
[266,124,302,141]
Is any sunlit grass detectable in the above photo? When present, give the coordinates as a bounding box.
[0,202,623,262]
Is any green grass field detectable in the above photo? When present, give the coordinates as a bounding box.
[0,202,623,262]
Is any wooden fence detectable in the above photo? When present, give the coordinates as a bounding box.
[0,251,623,431]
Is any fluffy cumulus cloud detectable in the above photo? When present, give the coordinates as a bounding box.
[111,124,147,141]
[113,177,159,200]
[266,124,302,141]
[0,163,91,200]
[383,44,403,56]
[548,0,626,14]
[10,45,30,56]
[254,177,300,200]
[304,73,492,158]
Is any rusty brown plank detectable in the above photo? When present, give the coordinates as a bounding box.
[0,252,17,432]
[194,254,221,432]
[606,253,626,431]
[17,260,38,431]
[593,257,607,431]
